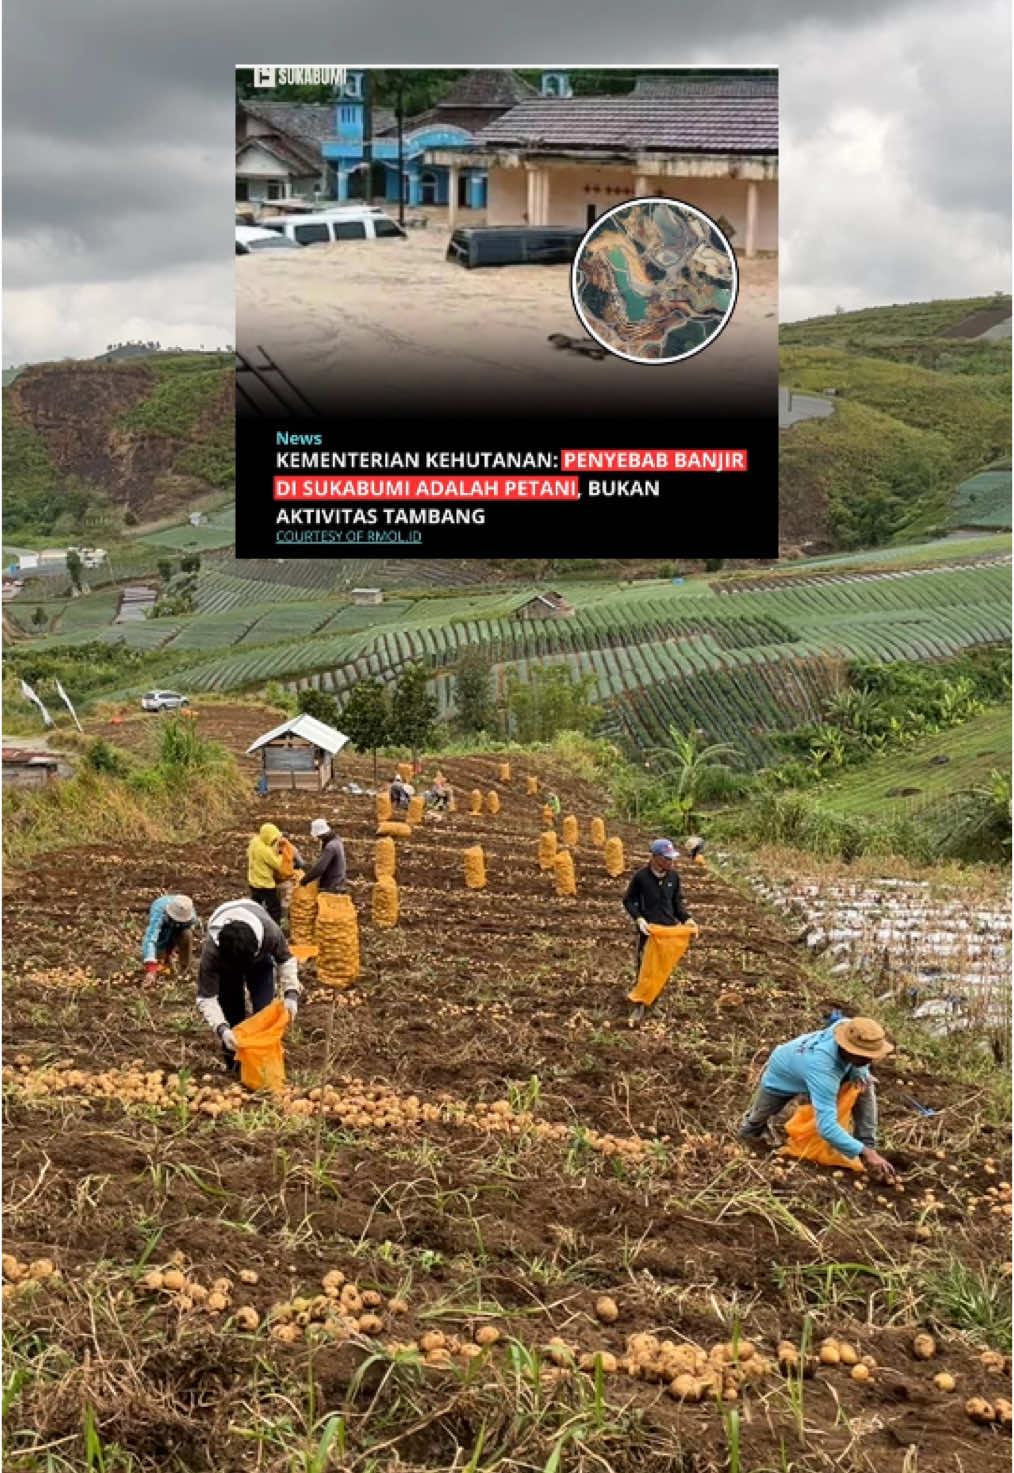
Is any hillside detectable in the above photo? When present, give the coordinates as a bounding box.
[2,353,234,539]
[3,725,1011,1471]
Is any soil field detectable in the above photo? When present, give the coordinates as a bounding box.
[3,719,1011,1471]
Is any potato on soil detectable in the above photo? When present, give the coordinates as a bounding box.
[545,1338,573,1366]
[933,1372,956,1392]
[387,1298,409,1314]
[994,1399,1012,1427]
[475,1326,500,1346]
[162,1269,186,1291]
[140,1270,165,1291]
[594,1295,619,1323]
[818,1341,841,1366]
[235,1307,260,1331]
[357,1314,384,1335]
[206,1291,228,1313]
[239,1269,259,1285]
[851,1364,872,1382]
[361,1290,383,1308]
[28,1259,56,1281]
[912,1333,937,1360]
[980,1350,1006,1373]
[419,1330,446,1352]
[837,1343,859,1366]
[579,1350,618,1373]
[966,1397,995,1423]
[669,1373,701,1401]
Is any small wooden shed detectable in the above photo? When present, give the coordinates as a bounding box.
[245,714,349,792]
[2,748,60,789]
[352,587,383,606]
[514,590,575,620]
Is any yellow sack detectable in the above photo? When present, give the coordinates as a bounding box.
[554,850,576,896]
[464,846,486,889]
[542,804,555,826]
[275,837,296,882]
[778,1084,865,1171]
[486,790,501,815]
[538,830,558,871]
[526,775,539,795]
[562,815,579,847]
[470,789,483,815]
[315,891,360,988]
[377,821,412,838]
[289,875,319,946]
[374,836,396,879]
[604,837,625,877]
[233,998,289,1093]
[628,923,696,1007]
[407,794,425,824]
[376,792,392,824]
[499,762,511,783]
[372,875,399,928]
[589,816,606,848]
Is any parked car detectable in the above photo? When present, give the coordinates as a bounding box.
[236,226,303,255]
[258,209,407,245]
[141,691,190,712]
[446,226,586,269]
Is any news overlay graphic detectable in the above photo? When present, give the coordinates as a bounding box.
[572,200,738,364]
[235,65,779,557]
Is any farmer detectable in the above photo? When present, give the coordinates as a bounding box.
[246,822,290,923]
[299,819,347,894]
[685,835,705,863]
[196,898,301,1073]
[738,1016,897,1180]
[545,791,562,819]
[426,773,452,811]
[141,894,198,976]
[389,772,414,811]
[622,838,696,1023]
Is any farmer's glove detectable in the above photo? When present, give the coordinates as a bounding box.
[637,918,652,937]
[283,993,299,1020]
[685,918,699,933]
[144,960,160,977]
[217,1025,238,1053]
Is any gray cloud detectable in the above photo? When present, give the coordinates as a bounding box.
[3,0,1010,359]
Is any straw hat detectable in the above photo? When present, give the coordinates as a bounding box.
[833,1016,894,1060]
[166,895,195,924]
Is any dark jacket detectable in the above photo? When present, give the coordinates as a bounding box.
[623,864,689,927]
[195,899,298,1035]
[300,833,346,893]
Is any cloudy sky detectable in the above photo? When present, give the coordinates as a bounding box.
[3,0,1010,364]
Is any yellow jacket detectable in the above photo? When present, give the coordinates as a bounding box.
[248,823,285,889]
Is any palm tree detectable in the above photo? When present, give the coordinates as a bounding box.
[647,725,741,824]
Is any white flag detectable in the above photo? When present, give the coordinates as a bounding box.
[54,679,83,732]
[19,678,53,727]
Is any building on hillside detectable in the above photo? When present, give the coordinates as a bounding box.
[2,749,60,789]
[352,587,383,605]
[14,553,38,571]
[246,713,350,793]
[236,101,337,204]
[424,70,777,255]
[514,591,575,620]
[320,68,538,212]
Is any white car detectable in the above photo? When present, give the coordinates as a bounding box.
[141,690,190,712]
[236,225,303,255]
[257,209,407,246]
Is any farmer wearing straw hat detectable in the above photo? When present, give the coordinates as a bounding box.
[738,1017,897,1180]
[622,838,697,1022]
[141,894,198,976]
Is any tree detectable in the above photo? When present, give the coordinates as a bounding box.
[340,677,391,779]
[390,665,437,763]
[66,549,83,592]
[32,606,47,630]
[454,649,495,734]
[180,553,201,573]
[647,725,742,825]
[297,687,340,727]
[156,558,173,583]
[505,665,598,743]
[703,557,725,573]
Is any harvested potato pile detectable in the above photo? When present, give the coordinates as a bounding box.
[464,846,487,890]
[538,830,558,871]
[376,821,411,838]
[288,875,319,946]
[374,836,396,879]
[526,775,538,795]
[315,892,360,987]
[470,789,483,814]
[375,792,392,824]
[562,815,579,847]
[554,850,577,897]
[604,837,625,877]
[590,816,606,847]
[407,795,425,824]
[486,790,501,815]
[542,804,555,826]
[372,875,399,929]
[499,762,511,782]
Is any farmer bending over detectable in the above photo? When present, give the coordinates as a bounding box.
[142,893,198,977]
[622,838,696,1022]
[300,819,347,893]
[739,1016,897,1180]
[196,898,301,1073]
[389,773,414,811]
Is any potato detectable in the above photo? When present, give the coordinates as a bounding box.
[239,1269,259,1285]
[818,1343,841,1366]
[670,1373,700,1400]
[995,1399,1012,1427]
[837,1343,859,1366]
[913,1225,932,1241]
[475,1326,500,1347]
[545,1338,573,1367]
[206,1291,228,1313]
[361,1290,383,1309]
[735,1340,756,1362]
[141,1269,164,1291]
[851,1363,871,1382]
[966,1397,995,1423]
[235,1306,260,1331]
[188,1283,208,1303]
[358,1314,384,1335]
[419,1330,446,1352]
[933,1372,956,1392]
[594,1296,619,1323]
[272,1323,301,1344]
[322,1270,345,1295]
[980,1350,1006,1373]
[162,1269,186,1291]
[28,1259,56,1281]
[912,1334,937,1361]
[387,1297,409,1314]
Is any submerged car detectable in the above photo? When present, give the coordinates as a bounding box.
[141,690,190,712]
[258,209,407,245]
[446,226,586,269]
[236,226,303,255]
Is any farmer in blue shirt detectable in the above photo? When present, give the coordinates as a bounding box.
[141,894,198,977]
[739,1016,897,1180]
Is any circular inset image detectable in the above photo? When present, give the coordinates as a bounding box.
[570,198,738,364]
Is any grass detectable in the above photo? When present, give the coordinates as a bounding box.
[924,1260,1013,1350]
[780,296,1012,345]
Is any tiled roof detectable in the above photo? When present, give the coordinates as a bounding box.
[632,72,777,98]
[474,96,777,154]
[241,102,332,151]
[438,69,538,108]
[237,133,320,176]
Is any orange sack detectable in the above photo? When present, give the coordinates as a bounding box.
[778,1083,865,1171]
[627,923,696,1007]
[233,998,290,1093]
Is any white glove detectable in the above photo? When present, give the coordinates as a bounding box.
[219,1026,238,1052]
[637,917,651,937]
[283,993,298,1020]
[686,918,699,933]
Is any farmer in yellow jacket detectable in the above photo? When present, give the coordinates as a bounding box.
[247,822,293,925]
